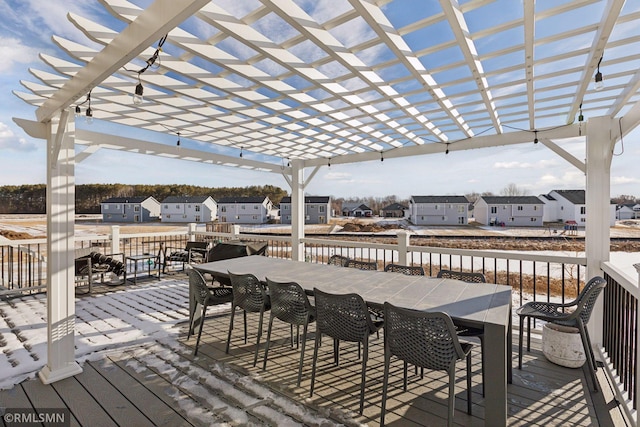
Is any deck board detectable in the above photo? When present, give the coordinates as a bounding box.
[50,376,117,427]
[20,378,82,427]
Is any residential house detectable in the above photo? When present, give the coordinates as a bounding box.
[409,196,469,225]
[216,196,273,224]
[381,202,408,218]
[539,190,616,226]
[160,196,217,223]
[342,203,373,217]
[616,203,640,220]
[474,196,544,227]
[100,196,160,223]
[280,196,331,224]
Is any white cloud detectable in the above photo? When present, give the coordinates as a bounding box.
[0,37,41,73]
[0,122,37,152]
[324,171,353,181]
[493,158,559,169]
[612,176,640,185]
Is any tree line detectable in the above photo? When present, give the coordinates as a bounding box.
[0,184,289,214]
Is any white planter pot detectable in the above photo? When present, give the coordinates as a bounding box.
[542,323,586,368]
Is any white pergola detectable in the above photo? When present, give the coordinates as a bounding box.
[11,0,640,414]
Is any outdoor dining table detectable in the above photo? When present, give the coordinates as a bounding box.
[196,255,513,426]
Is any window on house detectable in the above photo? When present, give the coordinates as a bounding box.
[580,207,586,214]
[195,205,201,212]
[122,214,126,218]
[220,206,226,212]
[176,205,180,209]
[442,216,447,221]
[458,217,465,224]
[319,206,325,213]
[306,215,310,220]
[530,218,537,222]
[561,206,564,210]
[490,207,497,214]
[134,206,140,212]
[164,205,168,209]
[254,205,258,209]
[183,214,187,218]
[284,205,289,210]
[195,215,200,222]
[534,206,538,211]
[581,218,586,222]
[107,214,112,219]
[115,204,120,209]
[509,217,514,222]
[503,206,507,209]
[421,216,424,220]
[104,205,109,210]
[448,204,452,209]
[241,205,246,210]
[252,215,258,220]
[517,206,523,211]
[166,214,170,219]
[235,215,240,220]
[434,204,439,210]
[457,206,464,213]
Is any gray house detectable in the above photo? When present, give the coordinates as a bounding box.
[342,203,373,217]
[280,196,331,224]
[381,203,408,218]
[474,196,544,227]
[160,196,217,223]
[216,196,273,224]
[409,196,469,225]
[617,203,640,220]
[100,196,160,223]
[540,190,616,226]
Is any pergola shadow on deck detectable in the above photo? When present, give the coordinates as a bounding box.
[0,277,623,427]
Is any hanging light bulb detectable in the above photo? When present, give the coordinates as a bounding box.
[445,143,449,155]
[176,132,181,147]
[534,130,539,144]
[75,105,81,118]
[240,147,243,158]
[380,151,384,162]
[594,56,604,91]
[328,158,331,167]
[85,107,93,124]
[133,81,144,105]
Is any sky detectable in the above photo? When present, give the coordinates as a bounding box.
[0,0,638,200]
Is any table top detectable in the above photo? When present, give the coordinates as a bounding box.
[126,254,158,260]
[196,256,512,329]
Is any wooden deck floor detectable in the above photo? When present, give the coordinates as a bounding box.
[0,276,626,426]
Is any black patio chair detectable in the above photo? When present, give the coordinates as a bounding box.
[310,288,383,415]
[437,269,488,395]
[186,268,233,356]
[380,302,473,427]
[226,271,271,366]
[327,254,350,267]
[163,241,209,273]
[263,278,316,386]
[345,259,378,271]
[384,263,425,276]
[517,276,606,392]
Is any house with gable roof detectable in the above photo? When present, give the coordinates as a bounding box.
[539,190,616,226]
[474,196,543,226]
[381,202,408,218]
[216,196,273,224]
[100,196,160,223]
[160,195,216,223]
[280,196,331,224]
[409,196,469,225]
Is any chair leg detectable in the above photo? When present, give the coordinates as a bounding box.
[448,366,456,427]
[466,352,473,415]
[187,301,199,340]
[359,336,368,415]
[526,316,531,351]
[380,351,391,427]
[333,338,339,366]
[253,308,266,367]
[297,322,309,387]
[243,310,248,344]
[518,315,525,369]
[194,306,207,356]
[479,335,485,397]
[262,315,275,371]
[225,305,236,354]
[403,361,408,392]
[578,322,599,392]
[310,332,322,398]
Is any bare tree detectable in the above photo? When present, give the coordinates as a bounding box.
[500,183,529,197]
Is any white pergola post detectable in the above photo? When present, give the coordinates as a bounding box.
[290,160,305,261]
[39,112,83,384]
[585,115,615,346]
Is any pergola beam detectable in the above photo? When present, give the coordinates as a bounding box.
[35,0,210,123]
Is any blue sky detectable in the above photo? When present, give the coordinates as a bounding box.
[0,0,638,200]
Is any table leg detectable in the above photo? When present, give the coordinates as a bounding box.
[484,322,508,426]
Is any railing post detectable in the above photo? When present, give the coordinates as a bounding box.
[188,223,197,242]
[111,225,120,254]
[232,224,240,240]
[397,230,410,265]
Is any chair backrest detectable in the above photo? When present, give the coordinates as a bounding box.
[228,271,268,312]
[185,241,209,251]
[345,259,378,271]
[437,269,486,283]
[384,263,425,276]
[207,243,249,262]
[571,276,607,324]
[186,268,211,305]
[313,288,378,343]
[266,278,313,325]
[383,302,467,371]
[327,254,350,267]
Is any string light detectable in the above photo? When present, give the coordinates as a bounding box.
[240,147,243,158]
[594,56,604,91]
[534,130,538,144]
[128,34,167,104]
[74,91,93,124]
[380,151,384,162]
[445,143,449,155]
[176,132,181,147]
